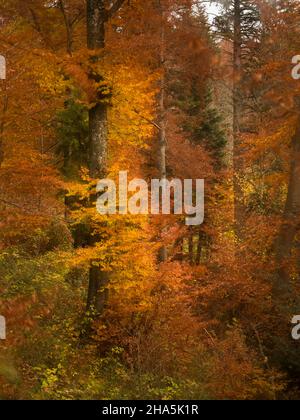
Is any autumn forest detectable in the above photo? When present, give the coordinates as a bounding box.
[1,0,300,401]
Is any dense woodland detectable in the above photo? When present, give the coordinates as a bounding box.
[1,0,300,400]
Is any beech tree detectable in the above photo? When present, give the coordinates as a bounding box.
[85,0,126,314]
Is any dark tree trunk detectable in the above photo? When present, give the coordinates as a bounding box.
[274,118,300,298]
[87,0,106,50]
[85,0,126,315]
[196,231,203,266]
[87,266,109,313]
[86,0,109,315]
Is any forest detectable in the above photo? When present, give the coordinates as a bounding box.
[1,0,300,401]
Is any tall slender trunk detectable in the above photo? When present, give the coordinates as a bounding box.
[158,0,167,263]
[87,0,108,179]
[233,0,244,240]
[274,117,300,298]
[0,80,8,168]
[196,231,203,266]
[189,230,194,265]
[159,26,167,182]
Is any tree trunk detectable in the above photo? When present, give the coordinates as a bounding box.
[89,104,108,179]
[274,118,300,298]
[87,265,109,313]
[189,230,194,265]
[233,0,244,241]
[85,0,126,315]
[158,0,167,263]
[86,0,109,315]
[87,0,108,178]
[0,81,8,168]
[196,231,203,266]
[159,35,167,182]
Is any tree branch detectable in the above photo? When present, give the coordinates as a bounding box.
[132,107,162,131]
[58,0,73,55]
[0,198,23,210]
[106,0,126,20]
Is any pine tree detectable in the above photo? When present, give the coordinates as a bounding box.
[56,98,88,177]
[191,89,227,165]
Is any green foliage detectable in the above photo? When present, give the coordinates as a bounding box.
[194,103,227,162]
[213,0,260,41]
[0,221,75,297]
[14,328,283,400]
[181,87,227,164]
[55,98,89,178]
[0,249,68,297]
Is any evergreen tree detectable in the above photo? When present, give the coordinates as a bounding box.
[193,89,227,164]
[56,98,88,177]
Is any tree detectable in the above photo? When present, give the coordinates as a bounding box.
[85,0,126,314]
[214,0,261,238]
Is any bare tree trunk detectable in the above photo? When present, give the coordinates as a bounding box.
[274,118,300,298]
[0,81,8,168]
[233,0,244,241]
[158,0,167,263]
[88,103,108,179]
[87,0,108,178]
[159,32,167,181]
